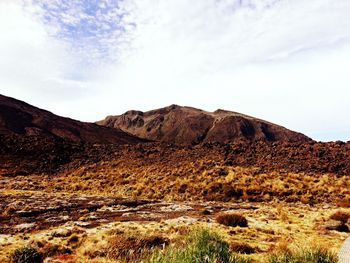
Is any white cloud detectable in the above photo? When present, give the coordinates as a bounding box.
[0,1,94,107]
[0,0,350,141]
[23,0,136,64]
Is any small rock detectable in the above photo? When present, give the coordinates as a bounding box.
[15,223,36,229]
[160,204,193,212]
[201,209,212,215]
[165,216,198,225]
[51,228,72,237]
[74,221,91,227]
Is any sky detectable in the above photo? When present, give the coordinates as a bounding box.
[0,0,350,142]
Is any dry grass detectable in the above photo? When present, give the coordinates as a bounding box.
[230,242,256,254]
[105,234,169,262]
[3,160,350,206]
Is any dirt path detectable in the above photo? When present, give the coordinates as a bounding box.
[339,237,350,263]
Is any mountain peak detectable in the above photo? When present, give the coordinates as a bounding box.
[98,105,311,145]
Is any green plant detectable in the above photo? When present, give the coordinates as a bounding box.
[11,247,43,263]
[144,228,250,263]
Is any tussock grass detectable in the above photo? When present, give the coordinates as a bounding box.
[106,234,169,262]
[144,228,250,263]
[216,213,248,227]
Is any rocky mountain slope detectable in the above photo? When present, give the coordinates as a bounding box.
[2,95,349,179]
[97,104,311,144]
[0,94,143,144]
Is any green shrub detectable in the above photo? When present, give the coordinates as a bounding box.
[144,228,250,263]
[216,213,248,227]
[11,247,43,263]
[268,248,338,263]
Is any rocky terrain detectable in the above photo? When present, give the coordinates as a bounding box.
[97,104,310,144]
[1,134,349,177]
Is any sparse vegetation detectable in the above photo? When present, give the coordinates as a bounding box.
[0,203,344,263]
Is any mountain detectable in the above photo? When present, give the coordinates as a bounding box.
[97,104,311,144]
[0,94,143,144]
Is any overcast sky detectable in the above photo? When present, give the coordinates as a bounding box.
[0,0,350,142]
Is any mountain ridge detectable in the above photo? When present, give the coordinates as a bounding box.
[0,94,144,145]
[97,104,311,144]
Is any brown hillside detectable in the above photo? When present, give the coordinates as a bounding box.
[97,104,311,144]
[0,94,144,144]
